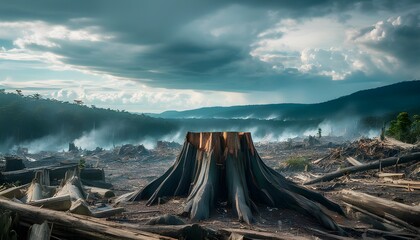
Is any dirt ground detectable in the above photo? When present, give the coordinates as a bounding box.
[2,137,419,239]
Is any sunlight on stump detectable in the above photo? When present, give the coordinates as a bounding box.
[131,132,344,233]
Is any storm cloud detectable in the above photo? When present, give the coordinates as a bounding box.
[0,0,419,112]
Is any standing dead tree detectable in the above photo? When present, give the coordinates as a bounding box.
[131,132,345,233]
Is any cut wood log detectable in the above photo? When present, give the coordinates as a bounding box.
[346,157,362,166]
[28,194,71,211]
[55,170,91,216]
[0,164,106,185]
[383,179,420,185]
[28,221,51,240]
[0,197,173,240]
[221,228,311,240]
[344,205,399,232]
[85,186,115,198]
[0,183,29,199]
[91,207,125,218]
[376,172,404,178]
[338,190,420,227]
[344,202,420,234]
[371,183,420,190]
[304,152,420,185]
[132,132,345,234]
[0,164,78,184]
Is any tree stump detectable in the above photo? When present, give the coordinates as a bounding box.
[5,156,25,172]
[131,132,344,232]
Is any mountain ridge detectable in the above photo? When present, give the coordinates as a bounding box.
[150,80,420,120]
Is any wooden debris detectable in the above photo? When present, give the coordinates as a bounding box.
[28,195,71,211]
[304,152,420,185]
[344,202,420,234]
[91,207,125,218]
[1,164,106,185]
[338,190,420,227]
[0,183,29,199]
[222,228,311,240]
[376,172,404,178]
[85,186,115,198]
[346,157,362,166]
[372,183,420,190]
[0,197,173,240]
[28,221,51,240]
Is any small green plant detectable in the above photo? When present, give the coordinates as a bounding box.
[78,158,86,170]
[279,156,311,172]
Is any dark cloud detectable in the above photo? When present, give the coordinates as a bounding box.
[0,0,419,100]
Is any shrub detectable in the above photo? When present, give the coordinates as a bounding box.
[278,156,310,172]
[386,112,420,143]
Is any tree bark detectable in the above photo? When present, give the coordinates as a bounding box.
[28,194,71,211]
[85,186,115,198]
[28,221,51,240]
[131,132,345,233]
[0,183,29,199]
[338,190,420,227]
[0,197,173,240]
[304,152,420,185]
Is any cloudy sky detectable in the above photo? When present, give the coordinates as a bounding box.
[0,0,419,113]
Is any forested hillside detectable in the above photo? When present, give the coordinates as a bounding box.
[0,92,177,151]
[154,81,420,120]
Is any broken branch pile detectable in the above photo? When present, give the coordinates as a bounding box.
[305,152,420,185]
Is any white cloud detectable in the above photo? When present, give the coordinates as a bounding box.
[0,21,111,49]
[250,12,418,80]
[348,13,420,74]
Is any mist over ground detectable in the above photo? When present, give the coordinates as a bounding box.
[3,115,381,154]
[2,80,419,153]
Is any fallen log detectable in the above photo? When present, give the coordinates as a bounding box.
[91,207,125,218]
[344,202,420,234]
[28,194,71,211]
[338,190,420,227]
[1,164,105,185]
[304,152,420,185]
[221,228,311,240]
[0,183,29,199]
[376,172,404,178]
[0,197,173,240]
[383,179,420,185]
[1,164,78,184]
[372,183,420,190]
[85,186,115,198]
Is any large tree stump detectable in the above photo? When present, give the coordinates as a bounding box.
[131,132,344,233]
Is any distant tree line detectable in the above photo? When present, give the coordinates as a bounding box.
[0,90,178,150]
